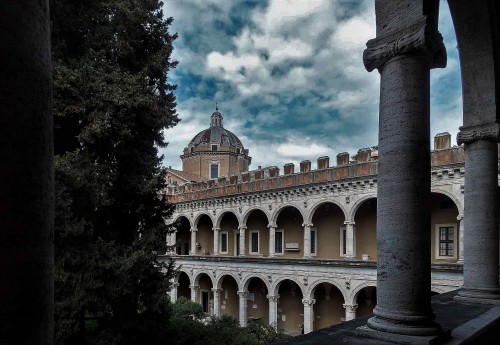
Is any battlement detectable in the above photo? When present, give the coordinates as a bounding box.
[165,133,468,203]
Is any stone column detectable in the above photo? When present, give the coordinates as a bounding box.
[456,134,500,302]
[357,4,447,341]
[239,225,246,256]
[0,2,54,343]
[268,294,279,329]
[213,227,220,256]
[343,303,358,321]
[190,284,200,303]
[344,221,356,259]
[190,227,197,255]
[457,214,464,264]
[302,299,316,334]
[170,283,179,303]
[238,291,249,327]
[269,224,276,257]
[212,288,222,316]
[303,223,312,258]
[167,230,177,254]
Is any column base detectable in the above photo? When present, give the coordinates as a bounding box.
[356,326,450,345]
[344,255,356,260]
[455,287,500,305]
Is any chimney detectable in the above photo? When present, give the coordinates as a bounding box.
[300,160,311,173]
[337,152,350,166]
[284,163,295,175]
[317,156,330,169]
[434,132,451,150]
[255,169,264,180]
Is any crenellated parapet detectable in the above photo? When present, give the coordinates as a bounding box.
[166,133,468,203]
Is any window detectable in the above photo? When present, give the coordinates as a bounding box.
[220,231,228,254]
[275,230,284,254]
[212,145,217,152]
[340,227,347,256]
[435,224,457,259]
[210,163,219,179]
[310,228,317,255]
[250,231,259,254]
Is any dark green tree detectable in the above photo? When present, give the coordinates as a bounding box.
[50,1,179,344]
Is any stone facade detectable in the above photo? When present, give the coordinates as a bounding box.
[159,130,489,335]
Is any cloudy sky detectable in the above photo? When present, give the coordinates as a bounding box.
[160,0,462,171]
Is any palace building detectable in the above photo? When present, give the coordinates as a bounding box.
[160,109,476,336]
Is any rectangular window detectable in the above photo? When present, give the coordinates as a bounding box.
[212,145,217,152]
[250,231,259,254]
[275,230,284,254]
[340,227,347,256]
[220,231,228,254]
[310,228,317,255]
[435,224,457,259]
[210,163,219,179]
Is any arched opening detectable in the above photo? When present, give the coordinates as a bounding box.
[277,279,303,335]
[177,271,191,300]
[246,277,269,325]
[219,212,238,256]
[355,286,377,318]
[312,282,344,330]
[354,198,377,261]
[175,216,191,255]
[219,275,239,318]
[246,209,269,256]
[196,214,214,256]
[430,193,459,263]
[276,206,303,259]
[311,202,345,259]
[197,273,214,314]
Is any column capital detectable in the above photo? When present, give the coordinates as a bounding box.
[212,227,221,232]
[189,284,200,291]
[457,123,500,145]
[267,223,277,229]
[172,283,179,288]
[364,17,446,72]
[237,291,249,298]
[190,227,198,232]
[238,225,247,230]
[343,303,358,312]
[302,222,313,228]
[457,213,464,221]
[267,294,280,302]
[302,298,316,306]
[211,288,222,294]
[344,220,355,226]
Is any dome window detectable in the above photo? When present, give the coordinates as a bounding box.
[210,163,219,179]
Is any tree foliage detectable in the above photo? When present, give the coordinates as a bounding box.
[51,0,178,344]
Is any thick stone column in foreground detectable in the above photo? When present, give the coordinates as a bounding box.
[357,1,448,343]
[0,1,54,344]
[449,0,500,304]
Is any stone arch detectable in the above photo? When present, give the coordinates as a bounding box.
[242,207,270,225]
[306,199,347,224]
[306,279,346,301]
[216,272,242,290]
[309,281,347,330]
[270,204,305,225]
[348,194,377,222]
[241,274,272,292]
[193,271,217,287]
[174,269,193,286]
[431,188,463,214]
[215,210,241,228]
[193,212,215,228]
[168,213,192,227]
[348,281,377,306]
[271,276,306,296]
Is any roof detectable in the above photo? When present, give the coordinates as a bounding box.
[166,168,201,183]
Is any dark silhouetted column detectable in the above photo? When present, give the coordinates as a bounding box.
[0,1,54,344]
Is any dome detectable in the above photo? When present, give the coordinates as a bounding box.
[187,109,245,149]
